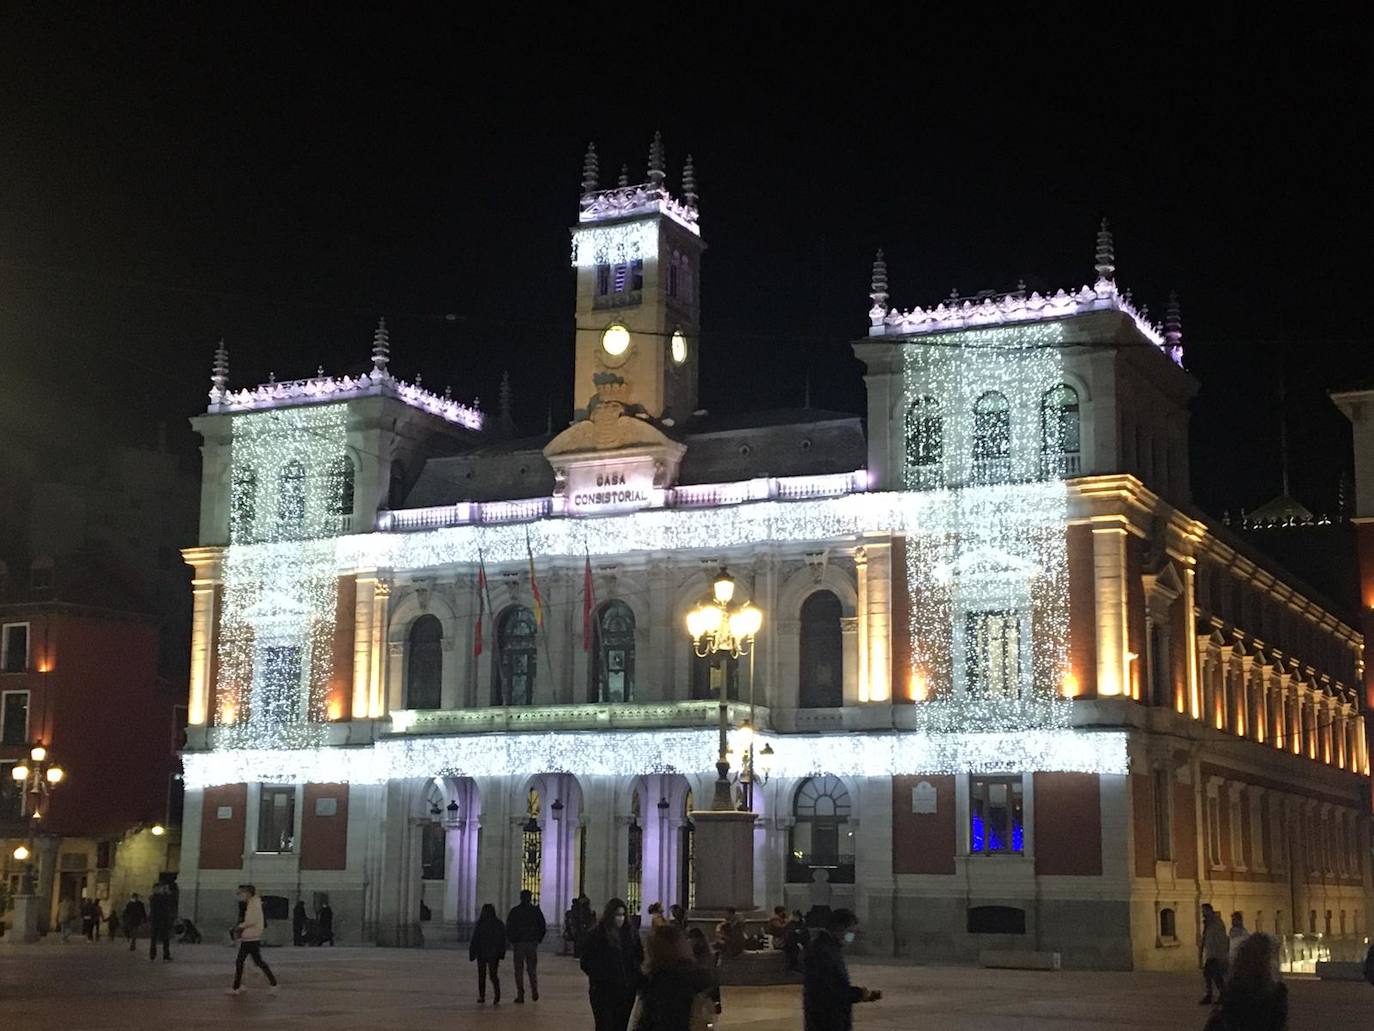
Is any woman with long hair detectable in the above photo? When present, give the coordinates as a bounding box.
[632,925,719,1031]
[469,902,508,1005]
[580,897,644,1031]
[1205,932,1287,1031]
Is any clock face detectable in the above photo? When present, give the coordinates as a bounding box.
[601,324,630,357]
[671,330,688,365]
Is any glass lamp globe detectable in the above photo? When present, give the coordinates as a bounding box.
[671,330,688,365]
[712,569,736,605]
[13,844,31,862]
[11,764,30,782]
[46,766,64,785]
[601,324,630,357]
[29,745,47,763]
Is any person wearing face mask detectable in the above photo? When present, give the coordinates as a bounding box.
[227,884,278,995]
[802,909,879,1031]
[580,897,644,1031]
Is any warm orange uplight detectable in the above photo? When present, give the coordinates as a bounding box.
[220,704,238,726]
[908,669,930,702]
[326,699,344,722]
[1061,672,1081,698]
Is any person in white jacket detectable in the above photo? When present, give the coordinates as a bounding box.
[228,884,279,995]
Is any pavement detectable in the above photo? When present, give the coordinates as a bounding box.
[0,939,1371,1029]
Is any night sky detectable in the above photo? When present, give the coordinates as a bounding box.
[2,8,1370,519]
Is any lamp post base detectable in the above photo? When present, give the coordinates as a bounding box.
[6,895,43,944]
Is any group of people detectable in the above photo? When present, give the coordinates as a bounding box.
[53,883,179,959]
[1197,904,1287,1031]
[289,898,336,946]
[466,894,879,1031]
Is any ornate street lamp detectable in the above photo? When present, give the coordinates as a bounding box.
[687,568,764,810]
[10,744,66,896]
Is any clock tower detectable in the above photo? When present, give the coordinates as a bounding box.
[569,134,703,423]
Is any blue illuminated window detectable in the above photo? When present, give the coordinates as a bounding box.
[970,776,1024,854]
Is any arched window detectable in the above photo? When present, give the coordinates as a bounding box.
[788,776,854,884]
[327,456,355,519]
[277,460,306,529]
[493,606,538,705]
[904,396,943,487]
[971,391,1011,484]
[232,467,258,539]
[799,591,843,708]
[407,615,443,710]
[1040,384,1081,477]
[592,601,636,702]
[691,652,738,702]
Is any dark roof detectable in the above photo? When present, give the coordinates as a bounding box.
[674,407,861,435]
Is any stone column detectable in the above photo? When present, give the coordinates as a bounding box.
[353,574,376,718]
[370,579,391,717]
[1092,523,1130,696]
[184,548,223,726]
[863,539,893,703]
[840,617,861,706]
[1183,563,1201,718]
[855,549,870,701]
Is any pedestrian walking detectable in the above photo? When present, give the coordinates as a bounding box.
[292,899,307,946]
[57,896,76,942]
[122,894,147,951]
[563,897,578,955]
[91,899,104,941]
[148,881,176,961]
[802,908,880,1031]
[81,898,96,940]
[631,925,715,1031]
[106,902,120,942]
[1204,932,1287,1031]
[507,888,546,1004]
[1227,911,1249,961]
[227,884,278,994]
[783,910,810,972]
[1199,904,1229,1005]
[469,903,508,1005]
[581,897,643,1031]
[570,895,596,958]
[316,899,335,946]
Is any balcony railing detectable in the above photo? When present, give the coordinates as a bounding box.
[376,470,868,532]
[389,699,766,735]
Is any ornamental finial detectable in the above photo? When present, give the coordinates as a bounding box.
[1164,290,1182,344]
[647,130,666,188]
[498,370,515,438]
[371,316,390,378]
[869,249,889,309]
[681,154,697,208]
[581,142,599,195]
[210,338,229,401]
[1094,217,1115,282]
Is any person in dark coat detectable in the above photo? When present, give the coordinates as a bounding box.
[469,903,508,1005]
[686,927,722,1018]
[632,925,716,1031]
[316,899,335,946]
[570,895,596,958]
[148,882,176,960]
[1205,932,1288,1031]
[802,909,879,1031]
[292,900,307,946]
[506,888,547,1004]
[783,909,811,972]
[580,897,643,1031]
[122,894,147,952]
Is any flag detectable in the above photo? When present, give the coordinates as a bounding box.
[473,552,488,656]
[582,548,596,651]
[526,532,545,629]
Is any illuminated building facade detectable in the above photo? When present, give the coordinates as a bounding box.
[175,140,1371,967]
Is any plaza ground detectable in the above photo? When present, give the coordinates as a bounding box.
[0,940,1370,1029]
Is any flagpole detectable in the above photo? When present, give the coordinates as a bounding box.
[526,531,559,705]
[479,546,504,707]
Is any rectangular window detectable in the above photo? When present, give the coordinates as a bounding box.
[260,646,303,722]
[596,264,610,296]
[970,776,1024,854]
[966,611,1021,699]
[421,822,446,880]
[0,763,21,819]
[1152,768,1172,861]
[1206,794,1223,868]
[1,691,29,746]
[1,624,29,673]
[257,785,296,853]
